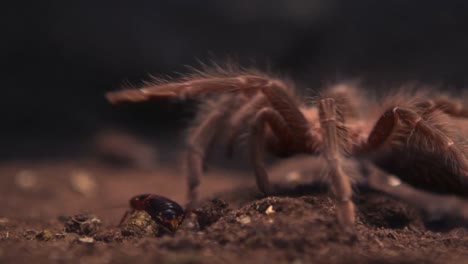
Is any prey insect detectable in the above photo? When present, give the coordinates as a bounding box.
[107,65,468,232]
[119,194,185,233]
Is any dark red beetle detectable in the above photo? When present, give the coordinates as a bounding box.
[119,194,185,232]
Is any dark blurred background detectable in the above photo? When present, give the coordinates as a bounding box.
[2,0,468,159]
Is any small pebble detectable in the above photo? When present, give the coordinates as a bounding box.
[236,216,251,225]
[54,233,66,239]
[265,205,275,215]
[387,175,402,187]
[78,236,95,244]
[36,230,53,241]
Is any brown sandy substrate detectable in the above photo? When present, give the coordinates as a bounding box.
[1,160,468,264]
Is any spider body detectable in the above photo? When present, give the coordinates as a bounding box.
[107,67,468,231]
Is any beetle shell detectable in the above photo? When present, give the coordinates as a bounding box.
[128,194,185,232]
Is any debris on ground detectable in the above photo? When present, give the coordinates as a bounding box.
[61,214,101,236]
[2,164,468,263]
[265,205,275,215]
[77,236,95,244]
[120,210,159,237]
[35,230,53,241]
[236,215,251,225]
[193,199,231,230]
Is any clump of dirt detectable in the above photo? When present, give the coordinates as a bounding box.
[35,230,54,241]
[120,210,159,237]
[61,214,102,236]
[193,199,231,230]
[204,196,347,250]
[357,192,422,229]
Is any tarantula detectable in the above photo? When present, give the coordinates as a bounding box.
[106,66,468,232]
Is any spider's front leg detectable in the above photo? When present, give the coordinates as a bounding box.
[247,96,318,194]
[184,92,278,209]
[362,160,468,223]
[226,93,268,157]
[106,71,321,204]
[249,107,295,195]
[318,98,356,232]
[184,95,244,209]
[106,75,270,103]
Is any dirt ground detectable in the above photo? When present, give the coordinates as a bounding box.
[1,157,468,264]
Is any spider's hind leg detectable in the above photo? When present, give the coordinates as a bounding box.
[363,160,468,224]
[365,106,468,194]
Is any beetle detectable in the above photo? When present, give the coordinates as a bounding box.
[119,194,185,233]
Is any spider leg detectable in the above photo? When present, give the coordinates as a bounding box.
[184,95,242,209]
[108,72,316,151]
[244,77,324,194]
[108,71,325,205]
[118,209,134,226]
[184,92,275,208]
[420,96,468,118]
[362,160,468,222]
[364,106,468,195]
[366,107,468,176]
[249,107,294,195]
[106,75,273,103]
[319,98,355,231]
[226,93,269,157]
[107,74,312,140]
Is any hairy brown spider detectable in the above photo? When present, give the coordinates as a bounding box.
[106,66,468,232]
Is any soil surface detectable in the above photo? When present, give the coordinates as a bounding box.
[1,159,468,264]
